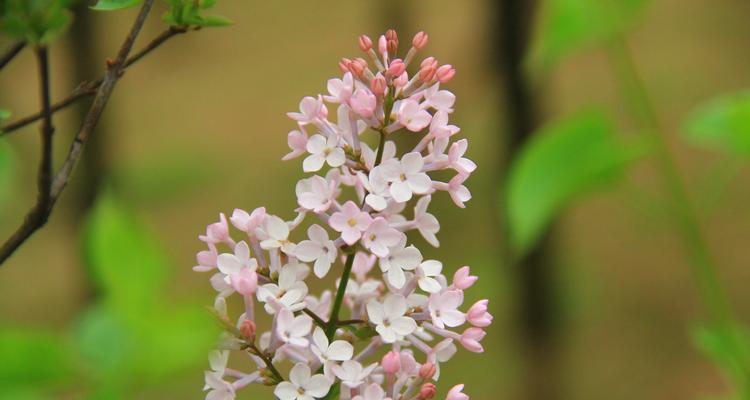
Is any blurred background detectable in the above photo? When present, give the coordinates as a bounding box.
[2,0,750,398]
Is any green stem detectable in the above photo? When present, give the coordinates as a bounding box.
[607,36,750,389]
[325,252,356,339]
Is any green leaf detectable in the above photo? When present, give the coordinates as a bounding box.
[0,141,15,208]
[0,328,71,388]
[162,0,231,28]
[90,0,142,11]
[505,110,641,256]
[692,323,750,396]
[684,90,750,156]
[1,0,72,44]
[0,109,11,121]
[74,305,134,382]
[528,0,650,71]
[199,15,232,27]
[82,192,168,319]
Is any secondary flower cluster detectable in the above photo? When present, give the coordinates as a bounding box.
[195,29,490,400]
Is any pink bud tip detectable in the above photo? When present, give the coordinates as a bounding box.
[446,384,469,400]
[231,268,258,296]
[436,64,456,83]
[350,58,367,78]
[385,29,399,54]
[240,319,256,340]
[419,362,437,379]
[453,266,478,289]
[467,299,493,327]
[339,57,352,73]
[460,327,486,353]
[387,59,406,77]
[412,31,429,50]
[418,383,437,399]
[419,65,436,82]
[370,73,386,96]
[420,57,438,69]
[378,35,388,54]
[358,35,373,52]
[382,351,401,374]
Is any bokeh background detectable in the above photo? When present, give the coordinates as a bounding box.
[2,0,750,399]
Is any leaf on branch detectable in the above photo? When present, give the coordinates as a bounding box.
[91,0,143,11]
[0,141,15,209]
[528,0,651,72]
[504,109,643,257]
[1,0,73,44]
[0,328,72,388]
[692,323,750,396]
[684,90,750,156]
[162,0,232,28]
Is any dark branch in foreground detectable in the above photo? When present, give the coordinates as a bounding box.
[0,41,25,71]
[0,26,187,137]
[0,0,157,265]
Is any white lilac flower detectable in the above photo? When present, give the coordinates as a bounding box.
[380,152,432,203]
[311,327,353,365]
[204,371,235,400]
[329,201,373,245]
[274,363,332,400]
[303,133,346,172]
[416,260,443,293]
[287,96,327,125]
[331,360,378,388]
[258,215,296,254]
[295,224,338,278]
[379,241,422,289]
[428,290,466,329]
[413,195,440,247]
[257,267,308,314]
[361,217,403,258]
[367,294,417,343]
[296,175,336,213]
[352,383,386,400]
[396,98,431,132]
[276,308,313,347]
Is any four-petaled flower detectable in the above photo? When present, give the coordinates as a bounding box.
[329,201,373,245]
[295,224,338,278]
[381,152,432,202]
[304,134,346,172]
[367,294,417,343]
[274,363,333,400]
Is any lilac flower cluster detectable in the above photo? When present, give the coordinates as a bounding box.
[195,30,491,400]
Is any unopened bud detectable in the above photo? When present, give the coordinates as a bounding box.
[381,351,401,374]
[387,59,406,77]
[419,362,436,379]
[349,58,367,78]
[240,319,256,340]
[412,31,429,50]
[358,34,373,52]
[370,73,386,96]
[386,29,399,54]
[378,35,388,54]
[419,64,436,82]
[418,383,437,399]
[338,57,352,73]
[420,56,438,69]
[436,64,456,83]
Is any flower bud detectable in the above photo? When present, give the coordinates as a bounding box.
[205,213,229,243]
[240,319,256,341]
[378,35,387,54]
[412,31,429,50]
[385,29,399,54]
[231,268,258,296]
[419,362,436,379]
[460,327,486,353]
[387,59,406,77]
[418,383,437,399]
[358,34,373,52]
[349,58,367,78]
[394,72,408,88]
[436,64,456,83]
[419,64,436,82]
[382,351,401,374]
[339,57,352,73]
[370,73,386,97]
[453,266,477,289]
[446,384,469,400]
[196,249,216,268]
[420,56,438,69]
[467,299,493,327]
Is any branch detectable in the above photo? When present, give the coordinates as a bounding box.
[0,0,156,265]
[0,26,187,136]
[0,41,25,71]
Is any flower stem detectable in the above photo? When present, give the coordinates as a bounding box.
[607,35,750,390]
[325,252,356,339]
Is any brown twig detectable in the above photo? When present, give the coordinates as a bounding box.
[0,26,187,136]
[0,0,156,265]
[303,308,328,328]
[0,41,25,71]
[246,343,284,383]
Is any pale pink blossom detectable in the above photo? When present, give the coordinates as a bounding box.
[287,96,328,125]
[446,384,469,400]
[466,300,492,327]
[283,129,308,161]
[230,207,266,233]
[361,217,403,258]
[329,201,373,245]
[396,99,432,132]
[295,224,338,278]
[276,308,313,347]
[304,134,345,172]
[274,363,332,400]
[349,88,377,118]
[367,294,417,343]
[381,152,432,202]
[428,290,466,329]
[296,175,336,213]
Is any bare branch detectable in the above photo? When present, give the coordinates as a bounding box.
[0,41,25,71]
[0,26,187,136]
[0,0,156,265]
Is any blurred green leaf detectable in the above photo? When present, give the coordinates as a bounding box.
[74,305,134,382]
[0,328,71,388]
[693,323,750,397]
[505,110,641,256]
[0,141,15,208]
[82,192,168,319]
[90,0,142,11]
[529,0,650,71]
[684,90,750,156]
[162,0,231,28]
[1,0,72,43]
[0,109,11,121]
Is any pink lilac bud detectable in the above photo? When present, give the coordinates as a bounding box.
[378,35,387,54]
[446,384,469,400]
[436,64,456,83]
[385,29,399,54]
[387,59,406,77]
[339,57,352,73]
[421,56,438,69]
[381,351,401,374]
[419,65,436,82]
[349,58,367,78]
[412,31,429,50]
[467,299,493,327]
[240,319,256,340]
[453,266,477,289]
[370,73,386,97]
[419,362,436,379]
[418,383,437,399]
[196,249,216,267]
[460,327,486,353]
[231,268,258,296]
[358,34,373,52]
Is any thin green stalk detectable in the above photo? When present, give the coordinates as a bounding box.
[325,252,356,339]
[607,36,750,389]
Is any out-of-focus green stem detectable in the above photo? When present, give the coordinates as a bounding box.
[325,252,356,340]
[607,36,750,392]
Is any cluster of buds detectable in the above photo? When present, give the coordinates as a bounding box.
[196,29,489,400]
